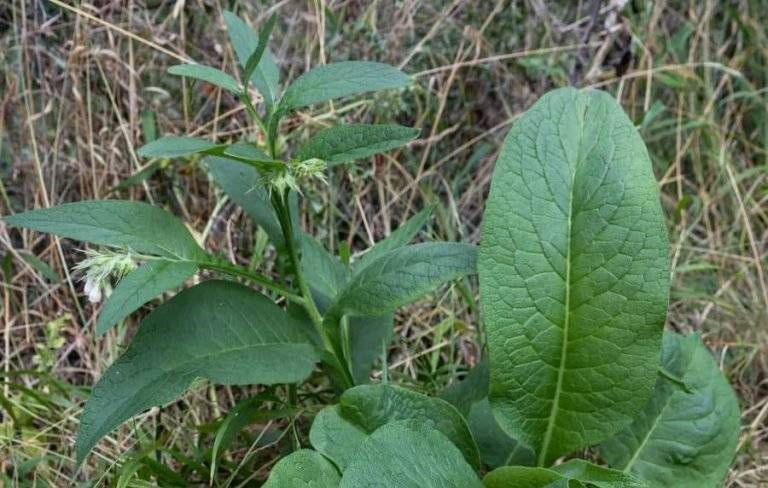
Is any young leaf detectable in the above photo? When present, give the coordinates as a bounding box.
[309,405,368,471]
[95,260,197,335]
[328,242,477,318]
[137,135,221,158]
[340,384,481,470]
[353,205,433,272]
[167,64,241,93]
[479,87,670,465]
[75,280,319,464]
[279,61,410,112]
[263,449,340,488]
[339,421,482,487]
[223,11,280,108]
[296,124,419,166]
[599,332,741,488]
[242,14,277,88]
[205,156,284,247]
[3,201,205,260]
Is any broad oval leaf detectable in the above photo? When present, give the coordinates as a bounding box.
[96,260,197,335]
[75,280,319,464]
[340,384,481,470]
[223,11,280,108]
[479,87,670,464]
[3,201,206,260]
[339,421,482,487]
[280,61,410,112]
[137,135,220,158]
[599,331,741,488]
[328,242,477,319]
[296,124,419,166]
[263,449,340,488]
[167,64,241,93]
[309,405,368,471]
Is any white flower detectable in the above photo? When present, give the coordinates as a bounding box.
[74,249,136,304]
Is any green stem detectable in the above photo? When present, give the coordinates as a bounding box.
[199,259,303,304]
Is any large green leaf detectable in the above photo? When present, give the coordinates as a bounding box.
[280,61,410,112]
[339,421,482,487]
[479,87,669,464]
[205,156,283,247]
[296,124,419,166]
[599,332,741,487]
[347,315,393,384]
[3,201,205,260]
[340,384,481,470]
[167,64,241,93]
[353,206,433,272]
[328,242,477,319]
[263,449,340,488]
[137,136,220,159]
[95,260,197,335]
[223,11,280,108]
[75,280,319,464]
[309,405,368,471]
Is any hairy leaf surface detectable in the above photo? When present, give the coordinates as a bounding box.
[309,405,368,471]
[76,280,318,464]
[137,136,221,158]
[296,124,418,166]
[339,421,482,487]
[340,384,480,469]
[599,332,741,487]
[167,64,241,93]
[479,87,669,464]
[3,201,205,260]
[263,449,340,488]
[96,260,197,335]
[280,62,410,111]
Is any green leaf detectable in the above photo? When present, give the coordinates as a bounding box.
[205,156,283,247]
[167,64,241,93]
[599,331,741,488]
[223,142,271,161]
[309,405,368,471]
[340,384,481,470]
[280,61,410,112]
[223,11,280,108]
[296,124,419,166]
[347,315,393,384]
[479,87,670,464]
[3,201,205,260]
[20,253,59,283]
[95,260,197,335]
[339,421,482,487]
[328,242,477,318]
[75,280,319,464]
[300,234,349,304]
[551,459,647,488]
[137,136,220,159]
[242,14,277,88]
[263,449,340,488]
[483,466,566,488]
[353,205,433,272]
[211,395,263,478]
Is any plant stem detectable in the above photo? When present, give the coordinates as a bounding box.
[199,259,303,304]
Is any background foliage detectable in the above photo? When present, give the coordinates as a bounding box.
[1,0,765,485]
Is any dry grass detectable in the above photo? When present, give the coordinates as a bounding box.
[1,0,766,485]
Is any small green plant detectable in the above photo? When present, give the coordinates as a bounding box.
[4,12,741,487]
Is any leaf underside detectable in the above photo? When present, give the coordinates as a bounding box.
[479,87,670,464]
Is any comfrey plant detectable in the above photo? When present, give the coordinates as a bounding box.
[4,12,740,487]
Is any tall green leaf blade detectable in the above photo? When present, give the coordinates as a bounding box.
[599,332,741,487]
[95,260,197,335]
[340,384,481,470]
[223,11,280,108]
[280,61,410,112]
[329,242,477,318]
[296,124,419,166]
[479,87,669,464]
[3,201,205,260]
[353,205,433,272]
[205,156,283,247]
[309,405,368,471]
[75,280,319,464]
[339,421,482,487]
[167,64,241,93]
[263,449,340,488]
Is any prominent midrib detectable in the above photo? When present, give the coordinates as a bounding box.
[622,392,674,472]
[537,101,585,465]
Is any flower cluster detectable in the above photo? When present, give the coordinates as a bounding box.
[262,158,328,194]
[73,249,136,303]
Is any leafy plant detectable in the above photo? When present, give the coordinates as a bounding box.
[3,11,741,487]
